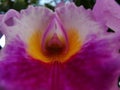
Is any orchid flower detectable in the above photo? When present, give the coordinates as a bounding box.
[0,1,120,90]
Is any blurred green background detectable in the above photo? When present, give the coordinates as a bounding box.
[0,0,95,13]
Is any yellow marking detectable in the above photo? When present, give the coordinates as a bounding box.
[62,29,82,62]
[27,29,82,63]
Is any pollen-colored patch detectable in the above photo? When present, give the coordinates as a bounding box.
[64,29,82,62]
[26,31,48,62]
[27,29,82,63]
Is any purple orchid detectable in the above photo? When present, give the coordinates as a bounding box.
[0,1,120,90]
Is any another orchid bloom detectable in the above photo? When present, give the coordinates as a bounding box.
[93,0,120,32]
[0,2,120,90]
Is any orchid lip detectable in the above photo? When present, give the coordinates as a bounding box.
[27,15,83,63]
[43,33,66,56]
[41,17,68,59]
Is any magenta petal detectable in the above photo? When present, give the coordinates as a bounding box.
[62,37,120,90]
[0,59,51,90]
[0,37,65,90]
[0,38,56,90]
[0,35,120,90]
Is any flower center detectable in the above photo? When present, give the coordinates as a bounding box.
[39,18,69,61]
[27,18,82,63]
[44,33,66,56]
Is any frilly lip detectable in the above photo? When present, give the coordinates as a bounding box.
[0,3,86,63]
[26,13,83,63]
[0,2,119,63]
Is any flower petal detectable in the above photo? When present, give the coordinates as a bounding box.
[0,10,20,34]
[55,3,114,62]
[0,6,54,61]
[0,38,64,90]
[55,2,120,89]
[3,6,53,42]
[62,36,120,90]
[0,56,52,90]
[0,14,4,22]
[93,0,120,32]
[55,3,106,43]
